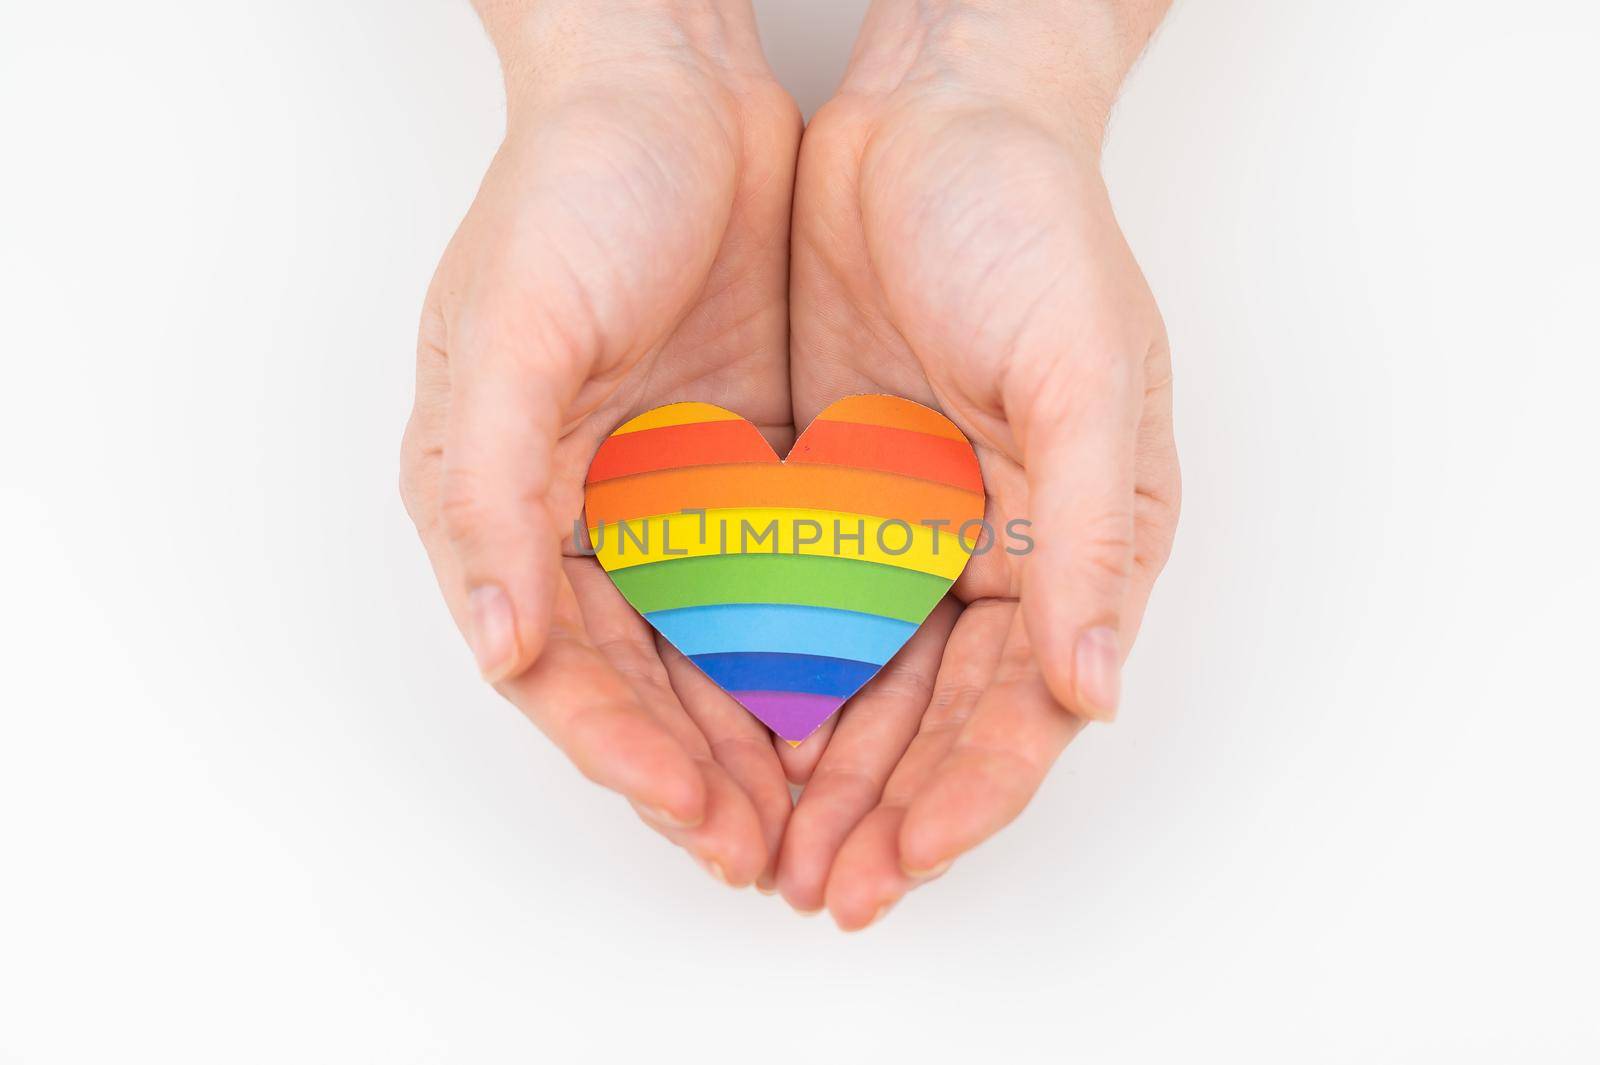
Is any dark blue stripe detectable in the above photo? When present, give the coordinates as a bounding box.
[688,652,880,699]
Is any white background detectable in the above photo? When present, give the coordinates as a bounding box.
[2,1,1597,1060]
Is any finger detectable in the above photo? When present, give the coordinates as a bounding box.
[497,571,710,828]
[880,600,1015,806]
[896,612,1085,877]
[774,715,835,785]
[437,307,573,683]
[564,560,769,884]
[413,485,711,832]
[774,600,957,913]
[818,602,1011,927]
[1012,345,1143,720]
[630,758,769,888]
[659,643,793,892]
[1124,343,1182,644]
[399,304,451,538]
[823,806,912,931]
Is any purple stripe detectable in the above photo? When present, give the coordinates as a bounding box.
[731,690,844,743]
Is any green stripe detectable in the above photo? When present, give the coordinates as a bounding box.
[606,553,952,623]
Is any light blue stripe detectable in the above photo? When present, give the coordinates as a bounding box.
[644,603,916,664]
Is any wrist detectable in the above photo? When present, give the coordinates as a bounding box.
[842,0,1168,146]
[474,0,771,102]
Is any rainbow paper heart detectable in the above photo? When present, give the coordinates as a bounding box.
[583,396,983,743]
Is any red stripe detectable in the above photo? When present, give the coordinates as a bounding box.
[788,421,982,493]
[586,420,777,483]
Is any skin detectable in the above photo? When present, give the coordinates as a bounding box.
[778,0,1181,926]
[400,0,1179,918]
[399,0,802,887]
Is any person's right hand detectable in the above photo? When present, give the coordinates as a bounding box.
[399,0,800,888]
[775,0,1180,923]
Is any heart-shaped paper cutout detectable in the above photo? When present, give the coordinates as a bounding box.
[583,395,984,742]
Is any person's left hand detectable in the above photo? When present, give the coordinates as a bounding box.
[774,2,1181,926]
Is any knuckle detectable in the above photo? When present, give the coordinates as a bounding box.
[965,741,1049,790]
[1134,493,1181,579]
[924,683,985,729]
[416,301,448,361]
[866,656,934,704]
[397,417,435,527]
[1075,545,1134,588]
[1067,515,1137,588]
[593,634,669,689]
[398,465,419,524]
[1144,336,1174,391]
[397,457,417,521]
[438,469,490,545]
[806,765,880,803]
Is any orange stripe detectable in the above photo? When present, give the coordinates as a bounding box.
[815,394,968,441]
[583,463,984,530]
[587,420,777,483]
[789,421,981,493]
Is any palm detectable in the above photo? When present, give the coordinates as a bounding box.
[779,89,1179,923]
[403,58,801,886]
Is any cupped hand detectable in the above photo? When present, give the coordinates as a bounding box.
[400,1,800,887]
[777,2,1181,924]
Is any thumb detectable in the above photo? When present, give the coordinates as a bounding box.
[438,318,570,683]
[1016,352,1141,721]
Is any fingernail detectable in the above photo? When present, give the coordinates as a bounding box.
[837,900,896,932]
[1074,626,1121,721]
[902,858,951,883]
[862,901,895,929]
[467,585,516,680]
[696,857,730,886]
[640,804,698,830]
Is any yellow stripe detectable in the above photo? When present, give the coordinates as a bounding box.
[612,402,742,435]
[590,507,971,579]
